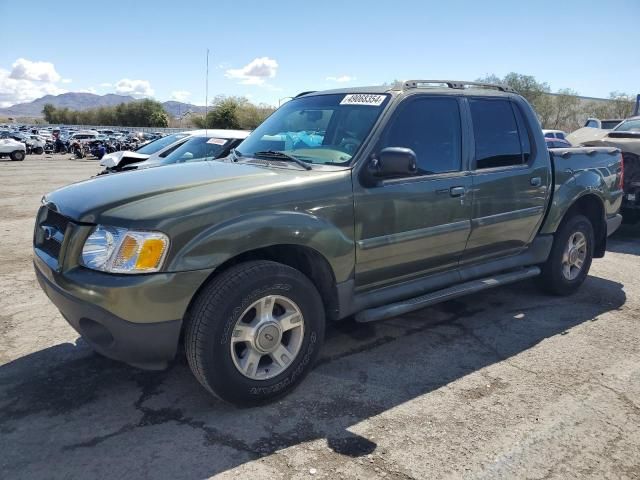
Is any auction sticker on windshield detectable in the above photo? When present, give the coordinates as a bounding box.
[207,138,227,145]
[340,94,386,106]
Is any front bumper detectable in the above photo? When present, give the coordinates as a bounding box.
[34,252,213,370]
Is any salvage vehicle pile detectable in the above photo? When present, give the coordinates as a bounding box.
[0,126,168,160]
[568,116,640,223]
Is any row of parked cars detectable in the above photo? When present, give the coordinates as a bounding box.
[33,80,628,405]
[0,125,169,159]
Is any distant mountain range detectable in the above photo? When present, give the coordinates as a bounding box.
[0,92,207,118]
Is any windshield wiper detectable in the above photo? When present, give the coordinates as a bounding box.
[251,150,312,170]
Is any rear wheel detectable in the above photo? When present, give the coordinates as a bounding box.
[10,150,25,161]
[185,260,325,405]
[539,214,594,295]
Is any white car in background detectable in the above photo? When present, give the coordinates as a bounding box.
[69,130,100,142]
[100,129,250,173]
[542,129,568,140]
[37,130,53,141]
[100,131,192,170]
[0,138,27,161]
[25,135,46,154]
[127,129,250,169]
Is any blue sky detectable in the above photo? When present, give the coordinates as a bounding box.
[0,0,638,107]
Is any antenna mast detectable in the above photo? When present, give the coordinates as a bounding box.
[205,48,210,129]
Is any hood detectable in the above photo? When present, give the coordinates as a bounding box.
[99,150,150,168]
[566,127,610,145]
[567,127,640,157]
[45,160,316,224]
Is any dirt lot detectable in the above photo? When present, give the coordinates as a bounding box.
[1,153,639,480]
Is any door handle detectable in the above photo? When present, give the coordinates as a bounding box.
[530,177,542,187]
[450,186,466,197]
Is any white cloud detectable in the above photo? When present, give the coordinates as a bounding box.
[171,90,191,102]
[225,57,278,85]
[61,78,73,84]
[9,58,61,83]
[0,66,66,108]
[78,87,97,94]
[99,82,112,87]
[114,78,154,97]
[326,75,355,83]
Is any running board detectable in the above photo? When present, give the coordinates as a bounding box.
[354,266,541,323]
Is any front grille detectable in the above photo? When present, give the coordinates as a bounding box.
[34,206,71,262]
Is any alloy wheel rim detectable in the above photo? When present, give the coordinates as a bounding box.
[230,295,305,380]
[562,231,587,281]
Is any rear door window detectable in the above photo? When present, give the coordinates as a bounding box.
[469,98,524,169]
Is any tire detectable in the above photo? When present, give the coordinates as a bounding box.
[539,214,594,295]
[34,147,44,155]
[10,150,25,161]
[185,260,325,405]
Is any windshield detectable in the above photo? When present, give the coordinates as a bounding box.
[614,119,640,132]
[135,133,189,155]
[236,93,390,165]
[151,136,229,165]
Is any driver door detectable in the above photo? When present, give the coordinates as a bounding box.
[353,95,472,290]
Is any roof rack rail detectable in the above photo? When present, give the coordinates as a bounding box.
[295,90,317,98]
[402,80,515,93]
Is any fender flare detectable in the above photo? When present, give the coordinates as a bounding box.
[168,210,355,283]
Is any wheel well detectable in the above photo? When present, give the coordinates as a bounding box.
[186,245,340,325]
[564,194,606,258]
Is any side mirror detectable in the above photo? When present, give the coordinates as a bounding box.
[180,152,194,162]
[376,147,417,176]
[360,147,417,188]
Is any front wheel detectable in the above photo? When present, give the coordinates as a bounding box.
[185,260,325,405]
[34,146,44,155]
[539,214,594,295]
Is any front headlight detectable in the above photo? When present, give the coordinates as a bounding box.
[81,225,169,274]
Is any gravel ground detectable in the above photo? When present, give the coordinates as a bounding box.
[1,154,639,480]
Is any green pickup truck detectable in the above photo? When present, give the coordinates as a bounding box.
[34,80,624,405]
